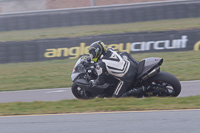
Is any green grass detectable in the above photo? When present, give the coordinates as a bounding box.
[0,17,200,42]
[0,51,199,91]
[0,96,200,116]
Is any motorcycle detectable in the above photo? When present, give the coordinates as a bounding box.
[71,54,181,99]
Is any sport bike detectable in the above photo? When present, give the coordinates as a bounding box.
[71,54,181,99]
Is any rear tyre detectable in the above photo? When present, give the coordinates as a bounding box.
[71,83,96,99]
[146,71,181,97]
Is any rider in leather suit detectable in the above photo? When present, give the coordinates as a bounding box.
[88,41,144,97]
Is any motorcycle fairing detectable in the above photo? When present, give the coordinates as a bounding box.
[75,78,110,95]
[136,57,163,80]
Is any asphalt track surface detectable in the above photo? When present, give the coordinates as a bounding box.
[0,80,199,103]
[1,110,200,133]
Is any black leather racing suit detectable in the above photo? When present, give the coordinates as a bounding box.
[93,48,138,97]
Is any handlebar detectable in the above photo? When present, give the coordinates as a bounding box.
[81,57,95,68]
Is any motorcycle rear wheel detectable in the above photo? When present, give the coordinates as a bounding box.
[146,71,181,97]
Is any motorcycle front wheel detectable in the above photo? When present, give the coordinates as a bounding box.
[146,71,181,97]
[71,83,96,99]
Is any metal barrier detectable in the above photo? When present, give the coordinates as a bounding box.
[0,0,200,31]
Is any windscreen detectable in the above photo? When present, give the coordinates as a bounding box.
[71,56,88,81]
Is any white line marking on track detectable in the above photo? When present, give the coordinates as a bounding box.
[181,80,200,83]
[46,90,66,93]
[1,109,200,118]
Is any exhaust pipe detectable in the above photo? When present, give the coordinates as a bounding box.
[142,67,160,81]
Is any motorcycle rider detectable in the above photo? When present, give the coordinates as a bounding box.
[88,41,145,97]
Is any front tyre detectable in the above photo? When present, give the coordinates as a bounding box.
[146,71,181,97]
[71,83,96,99]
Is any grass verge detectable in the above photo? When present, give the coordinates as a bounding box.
[0,17,200,42]
[0,51,199,91]
[0,96,200,116]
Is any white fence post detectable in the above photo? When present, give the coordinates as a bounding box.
[90,0,95,6]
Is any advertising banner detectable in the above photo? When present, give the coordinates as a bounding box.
[0,30,200,63]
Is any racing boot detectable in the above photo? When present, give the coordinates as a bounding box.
[122,86,146,97]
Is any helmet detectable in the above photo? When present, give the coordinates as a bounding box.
[89,41,106,62]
